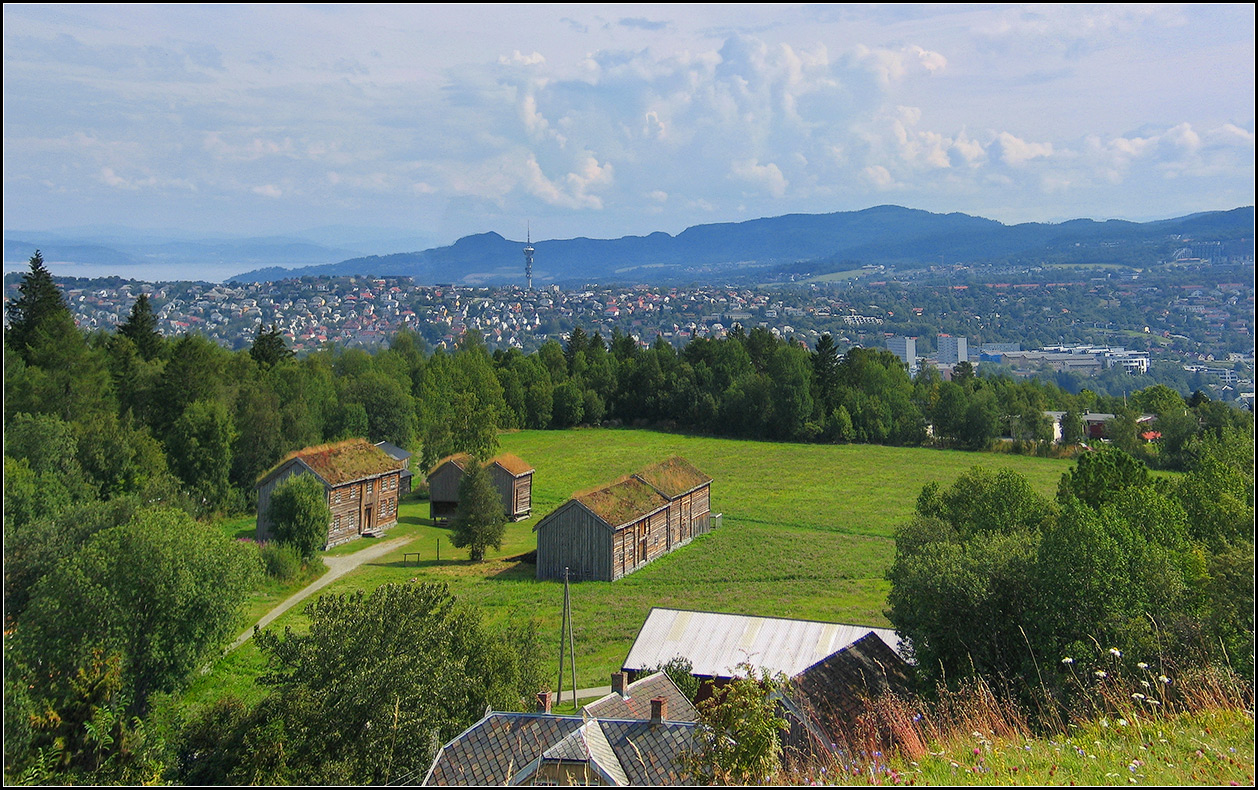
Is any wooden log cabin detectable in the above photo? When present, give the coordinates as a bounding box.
[256,438,404,549]
[427,453,534,523]
[534,456,713,582]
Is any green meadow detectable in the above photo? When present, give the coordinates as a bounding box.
[187,428,1077,706]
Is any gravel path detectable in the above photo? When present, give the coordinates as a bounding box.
[227,535,415,652]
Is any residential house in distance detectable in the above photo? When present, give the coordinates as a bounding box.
[374,440,413,495]
[427,453,535,522]
[422,672,699,786]
[533,457,714,582]
[256,438,403,548]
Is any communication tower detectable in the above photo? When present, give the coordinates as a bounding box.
[523,225,535,290]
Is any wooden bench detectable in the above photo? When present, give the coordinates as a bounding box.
[403,552,421,565]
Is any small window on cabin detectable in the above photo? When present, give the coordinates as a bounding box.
[334,491,341,504]
[367,481,373,495]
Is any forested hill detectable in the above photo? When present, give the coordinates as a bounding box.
[231,205,1256,285]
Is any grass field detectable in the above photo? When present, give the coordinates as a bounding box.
[186,428,1078,706]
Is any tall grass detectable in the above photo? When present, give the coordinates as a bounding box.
[782,656,1253,786]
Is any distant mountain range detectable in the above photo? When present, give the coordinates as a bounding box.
[230,205,1254,285]
[8,205,1253,286]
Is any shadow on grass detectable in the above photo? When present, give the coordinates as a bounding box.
[490,555,537,581]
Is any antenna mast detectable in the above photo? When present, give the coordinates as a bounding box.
[523,223,535,291]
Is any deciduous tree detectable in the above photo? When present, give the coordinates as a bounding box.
[266,472,332,559]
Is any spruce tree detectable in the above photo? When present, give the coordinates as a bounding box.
[118,294,163,361]
[5,250,70,359]
[449,460,506,562]
[249,323,294,369]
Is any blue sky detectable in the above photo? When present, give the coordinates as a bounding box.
[3,4,1254,245]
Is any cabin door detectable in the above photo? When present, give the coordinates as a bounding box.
[363,507,373,534]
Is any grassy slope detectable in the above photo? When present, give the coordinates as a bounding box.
[186,429,1075,706]
[803,708,1254,786]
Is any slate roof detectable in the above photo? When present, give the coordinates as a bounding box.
[633,456,712,498]
[259,439,401,487]
[422,713,699,786]
[790,631,916,732]
[374,440,412,461]
[583,672,699,723]
[622,608,907,679]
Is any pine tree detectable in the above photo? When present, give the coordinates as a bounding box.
[118,294,164,361]
[5,250,70,359]
[249,324,294,369]
[449,460,506,562]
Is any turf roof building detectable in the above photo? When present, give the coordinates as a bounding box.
[427,453,535,522]
[534,457,714,582]
[256,438,404,548]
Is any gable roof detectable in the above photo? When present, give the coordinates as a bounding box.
[428,453,474,477]
[489,452,535,477]
[582,672,699,723]
[374,440,412,461]
[430,452,534,478]
[573,476,669,529]
[259,439,400,487]
[790,632,916,726]
[421,713,697,786]
[622,608,907,679]
[633,456,712,498]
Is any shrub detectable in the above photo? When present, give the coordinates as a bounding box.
[258,541,304,581]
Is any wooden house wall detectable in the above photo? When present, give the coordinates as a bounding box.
[535,480,712,584]
[429,463,465,504]
[488,466,533,520]
[256,460,314,541]
[535,503,613,582]
[512,474,532,518]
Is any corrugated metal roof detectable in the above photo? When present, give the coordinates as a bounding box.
[621,608,906,679]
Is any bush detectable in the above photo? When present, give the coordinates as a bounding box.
[265,473,331,560]
[258,542,303,582]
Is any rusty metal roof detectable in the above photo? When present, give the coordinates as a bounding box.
[621,608,906,679]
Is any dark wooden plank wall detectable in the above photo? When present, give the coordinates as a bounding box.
[535,503,613,581]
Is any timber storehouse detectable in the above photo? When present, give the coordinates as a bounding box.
[534,456,713,581]
[427,453,535,522]
[256,438,404,548]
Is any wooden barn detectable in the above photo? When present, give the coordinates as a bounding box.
[427,453,534,522]
[534,456,713,582]
[256,438,404,548]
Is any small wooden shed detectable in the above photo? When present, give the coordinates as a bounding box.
[427,453,535,522]
[256,438,404,548]
[534,457,713,582]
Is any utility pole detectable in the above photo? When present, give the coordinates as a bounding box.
[556,566,576,707]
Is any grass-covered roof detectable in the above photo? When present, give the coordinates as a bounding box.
[262,438,401,486]
[633,456,711,498]
[575,476,669,528]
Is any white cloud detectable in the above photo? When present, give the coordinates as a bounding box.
[730,158,788,197]
[996,132,1054,166]
[862,165,896,189]
[252,184,283,198]
[499,50,545,67]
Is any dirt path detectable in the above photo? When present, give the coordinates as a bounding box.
[227,535,415,652]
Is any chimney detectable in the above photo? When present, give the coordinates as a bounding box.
[612,671,629,697]
[536,690,553,714]
[650,697,667,724]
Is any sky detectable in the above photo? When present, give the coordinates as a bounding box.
[3,4,1255,246]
